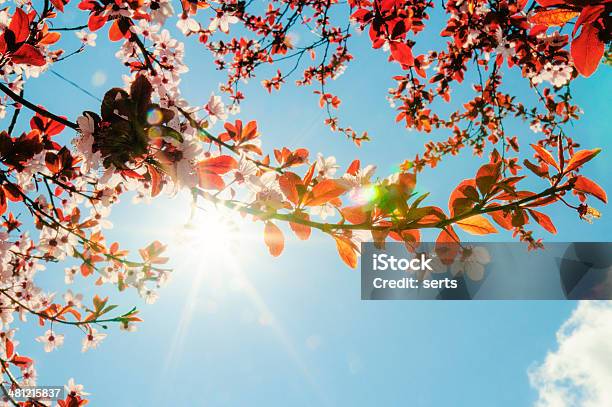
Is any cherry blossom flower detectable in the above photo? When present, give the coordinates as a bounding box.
[234,155,258,184]
[81,328,107,352]
[65,378,89,398]
[205,93,228,124]
[247,172,285,210]
[21,366,37,386]
[63,290,83,309]
[138,285,159,304]
[76,30,97,47]
[209,13,239,34]
[342,165,376,189]
[315,154,339,180]
[177,16,200,35]
[36,330,65,352]
[451,246,491,281]
[494,29,516,60]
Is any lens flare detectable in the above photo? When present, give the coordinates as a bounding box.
[350,185,379,205]
[146,108,164,125]
[147,126,163,138]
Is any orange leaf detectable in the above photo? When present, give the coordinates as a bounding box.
[39,31,61,45]
[456,215,498,235]
[475,163,500,195]
[449,179,478,216]
[529,9,579,26]
[278,172,301,205]
[197,172,225,190]
[148,165,162,197]
[289,212,311,240]
[573,175,607,203]
[264,222,284,256]
[571,23,605,77]
[528,209,557,234]
[531,144,560,172]
[341,205,368,224]
[333,236,357,268]
[488,207,513,230]
[304,179,346,206]
[565,148,601,173]
[302,162,316,186]
[346,159,360,175]
[435,227,460,265]
[197,155,238,174]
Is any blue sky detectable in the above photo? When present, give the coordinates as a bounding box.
[4,3,612,406]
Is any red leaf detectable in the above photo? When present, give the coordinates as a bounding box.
[531,144,560,172]
[565,148,601,173]
[528,209,557,234]
[573,5,606,36]
[50,0,68,12]
[3,184,22,202]
[0,189,7,217]
[120,169,144,179]
[11,44,46,66]
[264,222,284,257]
[88,14,108,32]
[390,41,414,66]
[9,8,30,43]
[5,338,14,359]
[573,175,607,203]
[30,113,66,136]
[109,19,124,42]
[571,23,605,77]
[535,0,565,6]
[10,355,32,368]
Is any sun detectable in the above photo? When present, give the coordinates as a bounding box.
[173,203,244,257]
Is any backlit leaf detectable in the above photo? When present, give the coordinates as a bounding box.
[571,23,605,77]
[456,215,498,235]
[529,9,579,26]
[573,175,607,203]
[565,148,601,173]
[264,222,284,257]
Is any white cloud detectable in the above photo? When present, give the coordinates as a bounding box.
[529,301,612,407]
